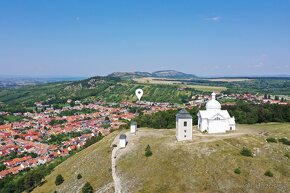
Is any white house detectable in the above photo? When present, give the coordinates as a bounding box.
[176,109,193,141]
[197,92,236,134]
[119,134,127,148]
[130,121,137,134]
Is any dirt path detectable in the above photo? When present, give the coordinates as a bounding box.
[111,135,122,193]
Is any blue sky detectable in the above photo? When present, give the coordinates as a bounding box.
[0,0,290,77]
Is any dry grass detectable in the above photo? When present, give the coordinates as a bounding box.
[32,131,119,193]
[205,78,251,82]
[32,123,290,193]
[117,124,290,193]
[134,77,227,92]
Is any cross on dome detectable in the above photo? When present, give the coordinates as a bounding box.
[206,92,221,110]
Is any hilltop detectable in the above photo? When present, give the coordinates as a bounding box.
[107,70,197,79]
[32,123,290,193]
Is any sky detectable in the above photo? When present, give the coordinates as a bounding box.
[0,0,290,77]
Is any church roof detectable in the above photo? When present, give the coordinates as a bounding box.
[131,121,137,125]
[198,110,231,119]
[206,92,221,110]
[176,109,192,119]
[119,134,127,139]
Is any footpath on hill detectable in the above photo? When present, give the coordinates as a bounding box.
[111,134,122,193]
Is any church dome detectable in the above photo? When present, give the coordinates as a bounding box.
[206,92,221,110]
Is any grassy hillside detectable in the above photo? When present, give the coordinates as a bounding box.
[32,131,119,193]
[117,123,290,193]
[32,123,290,193]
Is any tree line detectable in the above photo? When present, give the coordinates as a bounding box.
[133,103,290,129]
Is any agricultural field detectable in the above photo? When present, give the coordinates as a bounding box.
[134,77,227,92]
[204,78,251,82]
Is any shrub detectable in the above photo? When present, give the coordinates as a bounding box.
[55,174,64,186]
[112,144,117,147]
[82,182,93,193]
[240,147,253,157]
[264,170,273,177]
[145,145,153,157]
[266,137,277,143]
[77,174,82,179]
[284,152,290,158]
[234,167,241,174]
[278,138,290,145]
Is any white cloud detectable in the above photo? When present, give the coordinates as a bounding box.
[248,62,264,68]
[205,16,221,22]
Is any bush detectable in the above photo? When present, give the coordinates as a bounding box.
[145,145,153,157]
[55,174,64,186]
[240,147,253,157]
[82,182,93,193]
[234,167,241,174]
[77,174,82,179]
[264,170,273,177]
[112,144,117,147]
[278,138,290,145]
[278,137,288,143]
[266,137,277,143]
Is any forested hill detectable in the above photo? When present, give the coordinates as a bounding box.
[0,76,195,112]
[0,74,290,113]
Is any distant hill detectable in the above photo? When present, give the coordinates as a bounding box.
[108,70,197,79]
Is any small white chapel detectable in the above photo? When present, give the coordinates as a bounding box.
[197,92,236,134]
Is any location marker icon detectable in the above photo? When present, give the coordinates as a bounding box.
[135,89,143,101]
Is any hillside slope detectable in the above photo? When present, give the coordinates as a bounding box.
[32,123,290,193]
[116,124,290,193]
[108,70,197,79]
[32,131,119,193]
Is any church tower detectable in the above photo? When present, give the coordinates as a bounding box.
[176,109,193,141]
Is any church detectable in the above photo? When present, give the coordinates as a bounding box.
[197,92,236,134]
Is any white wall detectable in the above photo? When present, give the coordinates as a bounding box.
[176,118,192,141]
[130,125,137,133]
[119,139,126,148]
[208,119,227,133]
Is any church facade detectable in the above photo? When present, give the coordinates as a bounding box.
[197,92,235,134]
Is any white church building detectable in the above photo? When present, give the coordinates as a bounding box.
[197,92,236,134]
[176,109,193,141]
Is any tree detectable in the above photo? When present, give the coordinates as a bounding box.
[264,170,273,177]
[0,163,6,171]
[240,147,253,157]
[145,145,153,157]
[274,96,279,101]
[55,174,64,186]
[82,182,93,193]
[234,167,241,174]
[77,174,82,179]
